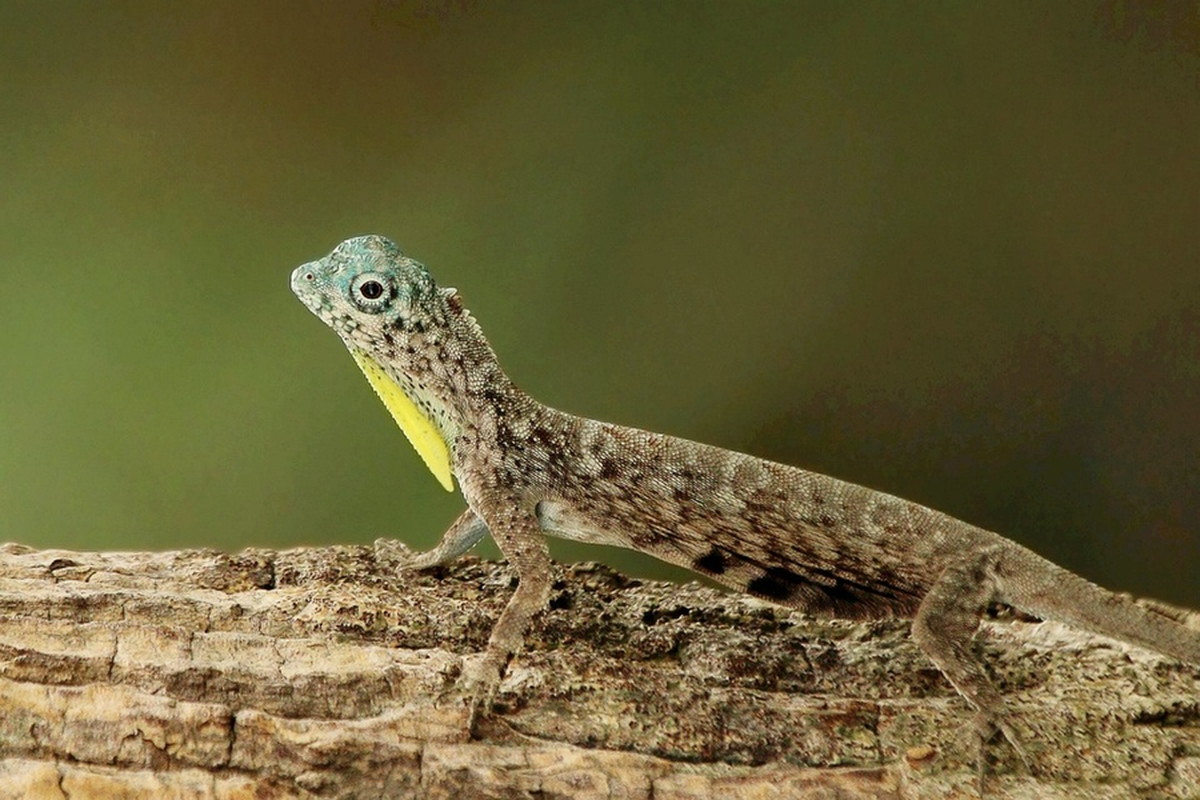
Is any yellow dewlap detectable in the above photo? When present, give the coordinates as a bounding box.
[350,348,454,492]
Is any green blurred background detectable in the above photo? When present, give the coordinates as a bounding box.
[2,1,1198,606]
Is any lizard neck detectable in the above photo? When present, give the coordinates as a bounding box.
[411,293,544,454]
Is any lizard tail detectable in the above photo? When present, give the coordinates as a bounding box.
[1000,544,1200,666]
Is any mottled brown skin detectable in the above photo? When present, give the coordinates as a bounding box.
[292,235,1200,766]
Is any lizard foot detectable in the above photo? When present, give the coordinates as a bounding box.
[374,538,419,569]
[373,538,441,572]
[962,708,1032,778]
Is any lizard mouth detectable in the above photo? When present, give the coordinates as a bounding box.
[289,264,323,312]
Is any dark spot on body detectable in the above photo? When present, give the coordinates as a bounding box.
[481,388,507,414]
[529,425,560,451]
[748,566,871,608]
[693,547,727,575]
[819,514,836,528]
[747,568,797,601]
[745,562,916,616]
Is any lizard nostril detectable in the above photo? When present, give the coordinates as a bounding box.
[305,272,314,281]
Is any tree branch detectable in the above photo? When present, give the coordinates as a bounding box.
[0,542,1197,798]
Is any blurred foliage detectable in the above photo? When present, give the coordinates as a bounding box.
[1,1,1197,604]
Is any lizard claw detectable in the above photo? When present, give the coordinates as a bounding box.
[438,652,503,737]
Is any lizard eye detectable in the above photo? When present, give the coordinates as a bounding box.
[350,273,392,312]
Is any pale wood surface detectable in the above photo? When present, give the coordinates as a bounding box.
[0,542,1198,799]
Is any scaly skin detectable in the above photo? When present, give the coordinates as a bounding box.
[291,235,1200,763]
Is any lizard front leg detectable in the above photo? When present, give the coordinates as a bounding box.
[374,507,489,571]
[454,498,552,735]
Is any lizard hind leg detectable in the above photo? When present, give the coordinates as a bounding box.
[910,545,1032,776]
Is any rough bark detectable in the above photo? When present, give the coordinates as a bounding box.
[0,541,1197,799]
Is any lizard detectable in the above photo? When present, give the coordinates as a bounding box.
[290,234,1200,765]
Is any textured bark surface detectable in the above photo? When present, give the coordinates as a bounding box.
[0,541,1198,799]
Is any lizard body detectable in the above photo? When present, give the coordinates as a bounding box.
[291,235,1200,761]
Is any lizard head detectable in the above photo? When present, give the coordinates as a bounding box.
[291,235,443,348]
[290,234,484,492]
